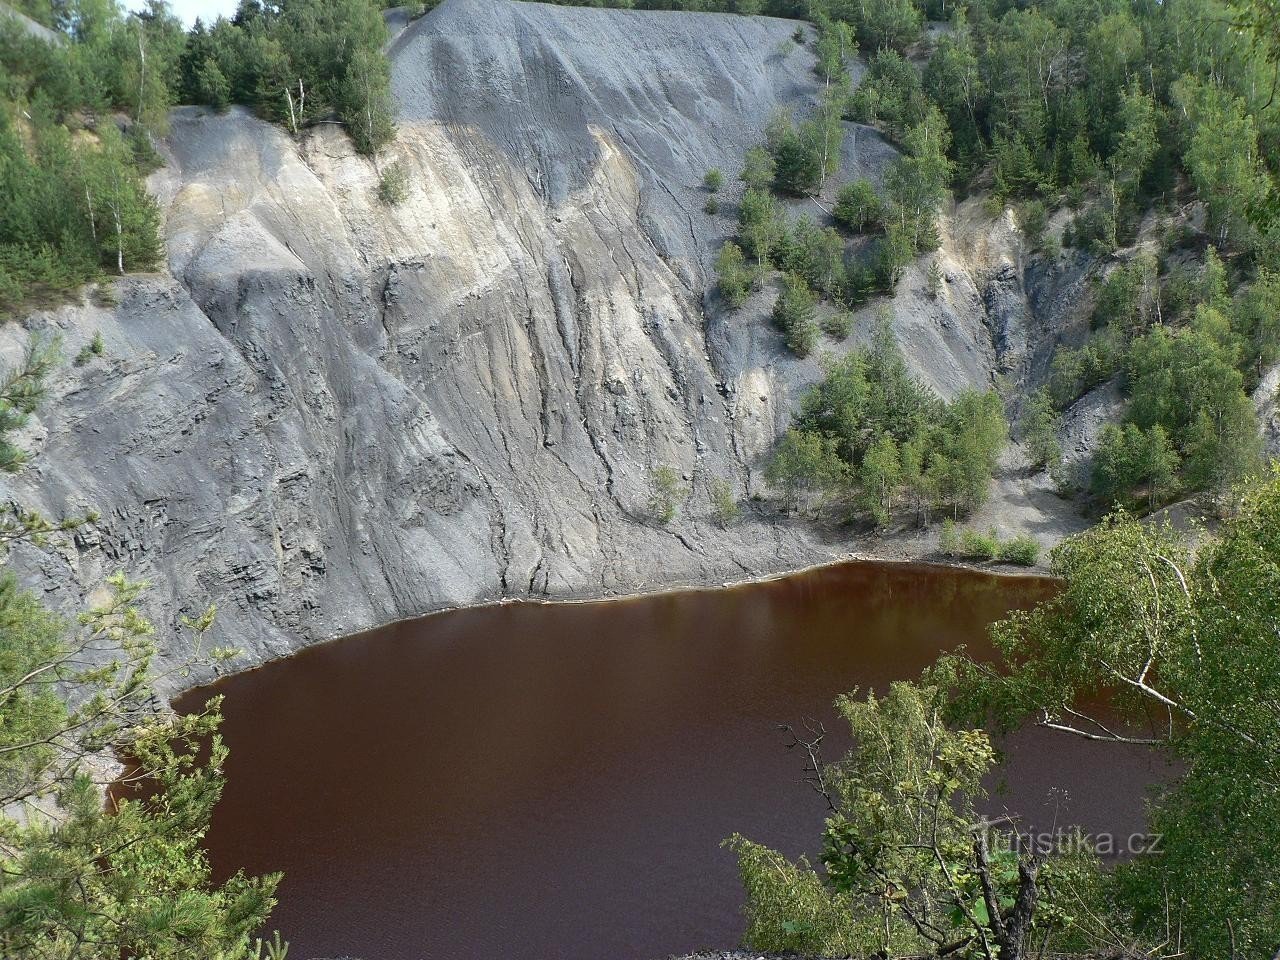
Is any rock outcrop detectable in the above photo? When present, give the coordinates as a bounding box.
[1,0,1090,688]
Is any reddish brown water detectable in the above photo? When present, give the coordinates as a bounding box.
[169,561,1163,960]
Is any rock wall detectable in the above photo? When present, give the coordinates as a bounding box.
[0,0,1090,689]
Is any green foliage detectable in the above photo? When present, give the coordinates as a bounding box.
[776,321,1007,522]
[1173,76,1271,250]
[739,145,775,193]
[1020,388,1061,471]
[765,428,847,507]
[770,273,819,357]
[813,16,852,88]
[938,517,959,554]
[832,179,882,234]
[703,167,723,192]
[1019,199,1047,248]
[926,258,943,297]
[722,836,869,955]
[376,160,409,205]
[959,526,1000,560]
[1109,83,1159,204]
[997,533,1040,566]
[736,187,785,263]
[0,114,160,313]
[181,0,395,155]
[1092,254,1156,335]
[840,0,921,52]
[714,240,751,307]
[195,55,231,111]
[1126,319,1263,494]
[778,217,844,296]
[0,571,281,960]
[938,486,1280,960]
[1092,422,1179,509]
[731,681,1089,959]
[73,330,105,366]
[940,523,1040,565]
[648,465,686,523]
[848,49,928,136]
[764,105,843,196]
[0,338,58,473]
[819,310,852,341]
[709,478,740,527]
[1047,327,1125,409]
[883,107,953,253]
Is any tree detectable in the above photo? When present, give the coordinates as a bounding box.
[1174,78,1271,249]
[339,44,395,154]
[648,465,686,523]
[814,16,853,88]
[1108,83,1158,204]
[709,478,739,527]
[737,187,784,263]
[884,107,953,252]
[1092,422,1178,509]
[858,431,900,526]
[766,428,847,506]
[833,179,883,233]
[195,55,231,110]
[771,273,819,357]
[740,146,775,192]
[0,351,282,959]
[936,486,1280,960]
[0,339,59,474]
[1020,388,1061,471]
[714,241,751,307]
[728,682,1084,960]
[845,0,922,52]
[92,124,162,276]
[874,221,914,289]
[766,111,823,196]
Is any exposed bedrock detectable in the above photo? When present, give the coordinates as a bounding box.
[2,0,1094,687]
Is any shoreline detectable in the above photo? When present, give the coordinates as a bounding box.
[173,548,1056,699]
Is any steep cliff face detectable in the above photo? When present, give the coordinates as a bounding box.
[1,0,1088,688]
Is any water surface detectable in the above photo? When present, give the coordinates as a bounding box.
[173,561,1160,960]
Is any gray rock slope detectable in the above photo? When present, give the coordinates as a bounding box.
[3,0,1086,688]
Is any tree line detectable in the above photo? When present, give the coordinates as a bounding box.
[703,0,1279,510]
[0,0,398,315]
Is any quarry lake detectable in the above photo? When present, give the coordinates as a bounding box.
[172,561,1162,960]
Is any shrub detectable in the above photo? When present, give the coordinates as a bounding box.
[820,311,854,340]
[926,260,943,298]
[710,479,740,527]
[715,242,752,308]
[938,518,959,555]
[649,466,686,523]
[377,162,409,206]
[771,274,819,357]
[704,196,720,215]
[959,527,1000,560]
[704,168,724,192]
[74,331,105,366]
[833,179,883,233]
[1021,199,1048,247]
[998,534,1041,566]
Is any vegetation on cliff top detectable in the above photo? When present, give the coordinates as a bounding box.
[0,0,396,314]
